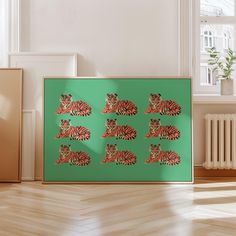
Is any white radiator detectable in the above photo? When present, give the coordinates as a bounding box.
[22,110,36,180]
[204,114,236,169]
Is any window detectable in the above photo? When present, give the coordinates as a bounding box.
[200,64,215,85]
[223,31,231,49]
[203,30,214,49]
[194,0,236,94]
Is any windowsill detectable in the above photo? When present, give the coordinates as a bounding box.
[193,94,236,104]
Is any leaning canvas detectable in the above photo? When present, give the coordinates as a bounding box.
[43,77,192,183]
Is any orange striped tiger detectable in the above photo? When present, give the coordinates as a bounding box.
[56,94,92,116]
[55,119,90,141]
[145,144,180,165]
[56,144,90,166]
[145,119,180,140]
[145,93,181,116]
[102,144,136,165]
[102,93,137,116]
[102,119,137,140]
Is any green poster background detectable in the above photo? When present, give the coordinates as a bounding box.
[44,78,192,182]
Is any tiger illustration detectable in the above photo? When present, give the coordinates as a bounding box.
[102,93,137,116]
[56,144,90,166]
[55,94,92,116]
[102,119,137,140]
[145,93,181,116]
[145,119,180,140]
[101,144,136,165]
[145,144,180,165]
[55,119,90,141]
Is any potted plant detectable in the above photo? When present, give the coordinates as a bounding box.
[208,47,236,95]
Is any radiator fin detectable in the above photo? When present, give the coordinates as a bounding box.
[204,114,236,169]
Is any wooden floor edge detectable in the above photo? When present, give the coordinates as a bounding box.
[194,166,236,177]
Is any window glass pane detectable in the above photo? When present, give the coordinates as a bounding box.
[201,0,234,16]
[200,24,235,86]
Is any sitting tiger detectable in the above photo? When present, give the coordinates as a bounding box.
[145,93,181,116]
[102,119,137,140]
[102,93,137,116]
[56,144,91,166]
[55,94,92,116]
[101,144,136,165]
[55,119,90,141]
[145,144,180,165]
[145,119,180,140]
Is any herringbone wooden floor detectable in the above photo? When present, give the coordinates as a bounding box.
[0,179,236,236]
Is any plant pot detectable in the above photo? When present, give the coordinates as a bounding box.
[220,79,234,95]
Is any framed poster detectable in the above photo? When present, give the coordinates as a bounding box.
[43,77,192,183]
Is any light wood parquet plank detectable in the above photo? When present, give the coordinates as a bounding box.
[1,179,236,236]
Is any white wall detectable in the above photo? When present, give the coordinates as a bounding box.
[20,0,179,76]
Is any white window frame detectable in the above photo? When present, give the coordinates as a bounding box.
[193,0,236,94]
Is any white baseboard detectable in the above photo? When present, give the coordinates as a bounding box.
[21,177,42,181]
[21,177,35,181]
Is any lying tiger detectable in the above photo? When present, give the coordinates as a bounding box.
[101,144,136,165]
[145,93,181,116]
[145,144,180,165]
[56,144,90,166]
[55,119,90,141]
[102,93,137,116]
[145,119,180,140]
[102,119,137,140]
[56,94,92,116]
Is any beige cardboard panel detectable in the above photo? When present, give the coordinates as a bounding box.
[0,69,22,182]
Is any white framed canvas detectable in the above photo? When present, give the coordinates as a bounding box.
[9,52,77,180]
